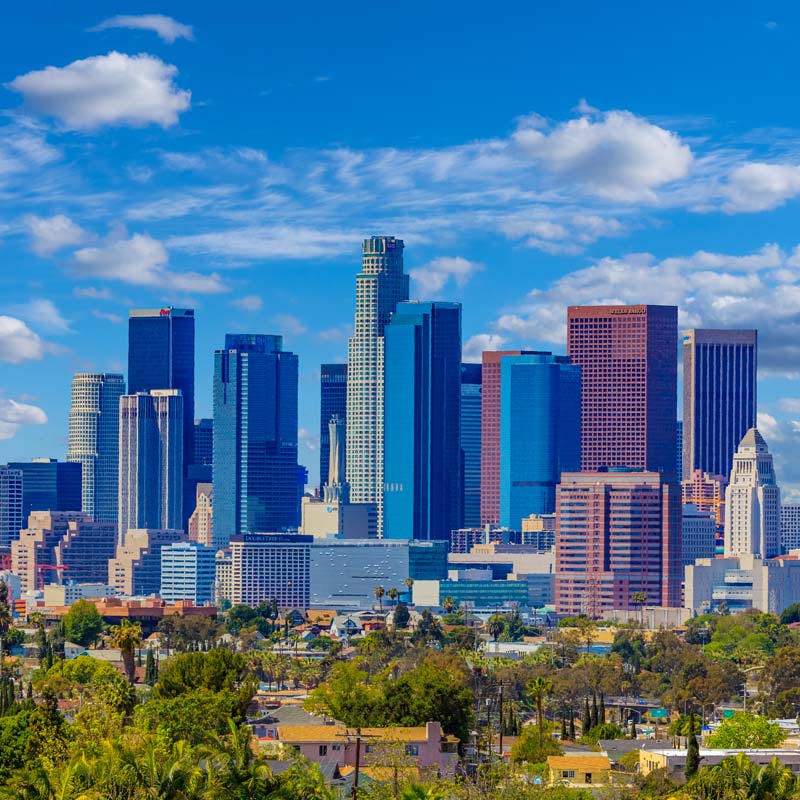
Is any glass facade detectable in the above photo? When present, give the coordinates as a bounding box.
[682,329,757,481]
[193,419,214,466]
[383,302,462,541]
[160,541,217,603]
[0,467,22,551]
[460,364,482,528]
[319,364,347,490]
[67,372,125,525]
[213,334,299,546]
[128,308,195,527]
[498,354,581,530]
[346,237,409,536]
[8,460,82,523]
[567,305,677,474]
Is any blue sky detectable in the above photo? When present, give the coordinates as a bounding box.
[2,1,800,492]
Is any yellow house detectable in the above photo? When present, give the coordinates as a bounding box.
[547,754,612,787]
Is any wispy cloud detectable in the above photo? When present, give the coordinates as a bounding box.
[0,397,47,440]
[6,299,71,333]
[231,295,263,312]
[0,316,45,363]
[88,14,194,43]
[409,256,484,296]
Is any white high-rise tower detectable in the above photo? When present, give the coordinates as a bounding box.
[724,428,781,558]
[346,236,408,535]
[67,373,125,525]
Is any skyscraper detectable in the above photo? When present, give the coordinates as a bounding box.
[193,419,214,466]
[499,354,581,530]
[567,305,678,473]
[7,459,82,522]
[724,428,780,559]
[320,364,347,491]
[213,334,299,543]
[67,372,125,524]
[118,390,184,542]
[460,363,482,528]
[128,308,195,525]
[0,466,22,551]
[346,237,409,535]
[555,470,682,615]
[480,350,538,526]
[682,329,757,481]
[383,301,462,541]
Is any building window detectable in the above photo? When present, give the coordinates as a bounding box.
[319,745,328,756]
[405,745,419,756]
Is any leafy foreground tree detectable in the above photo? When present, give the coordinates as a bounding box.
[681,753,799,800]
[706,711,785,749]
[61,599,105,648]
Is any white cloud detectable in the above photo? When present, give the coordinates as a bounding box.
[72,232,226,294]
[779,398,800,414]
[722,162,800,212]
[490,242,800,370]
[24,214,88,256]
[167,226,361,260]
[91,309,123,324]
[0,397,47,440]
[513,109,693,201]
[462,333,507,363]
[757,412,783,442]
[273,314,307,336]
[409,256,484,296]
[7,52,191,130]
[89,14,194,43]
[231,295,263,312]
[6,299,71,333]
[0,316,45,363]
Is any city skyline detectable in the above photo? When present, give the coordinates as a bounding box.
[4,4,800,499]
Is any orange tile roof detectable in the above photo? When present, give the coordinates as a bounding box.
[278,725,433,744]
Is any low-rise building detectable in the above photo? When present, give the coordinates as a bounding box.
[639,749,800,780]
[547,754,612,787]
[160,541,216,604]
[276,721,458,776]
[109,528,186,596]
[685,552,800,615]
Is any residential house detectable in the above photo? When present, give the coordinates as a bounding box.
[547,755,612,787]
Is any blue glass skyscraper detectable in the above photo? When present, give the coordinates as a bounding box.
[383,302,462,541]
[213,334,299,545]
[319,363,347,491]
[128,308,195,528]
[499,353,581,530]
[460,363,482,528]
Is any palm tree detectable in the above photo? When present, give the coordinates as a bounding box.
[631,591,647,626]
[527,676,553,750]
[374,585,385,613]
[108,620,142,683]
[387,587,399,606]
[404,577,414,594]
[487,613,505,642]
[442,596,456,615]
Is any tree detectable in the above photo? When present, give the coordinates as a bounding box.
[510,720,562,764]
[527,676,552,749]
[404,577,414,593]
[568,710,576,741]
[62,599,104,648]
[487,614,505,642]
[394,603,411,630]
[598,691,605,726]
[442,596,456,614]
[591,692,599,729]
[629,717,637,739]
[374,585,385,613]
[706,711,785,749]
[144,648,157,686]
[387,587,399,607]
[108,619,142,683]
[631,590,648,625]
[582,697,591,737]
[779,602,800,625]
[0,581,10,674]
[686,712,701,779]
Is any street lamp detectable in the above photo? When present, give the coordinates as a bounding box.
[742,665,765,713]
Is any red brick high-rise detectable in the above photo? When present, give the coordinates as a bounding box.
[567,304,678,474]
[480,350,539,526]
[555,470,682,615]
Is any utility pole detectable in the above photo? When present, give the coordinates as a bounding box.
[351,728,361,800]
[498,684,505,760]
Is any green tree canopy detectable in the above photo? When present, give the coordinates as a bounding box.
[61,600,104,648]
[706,712,785,749]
